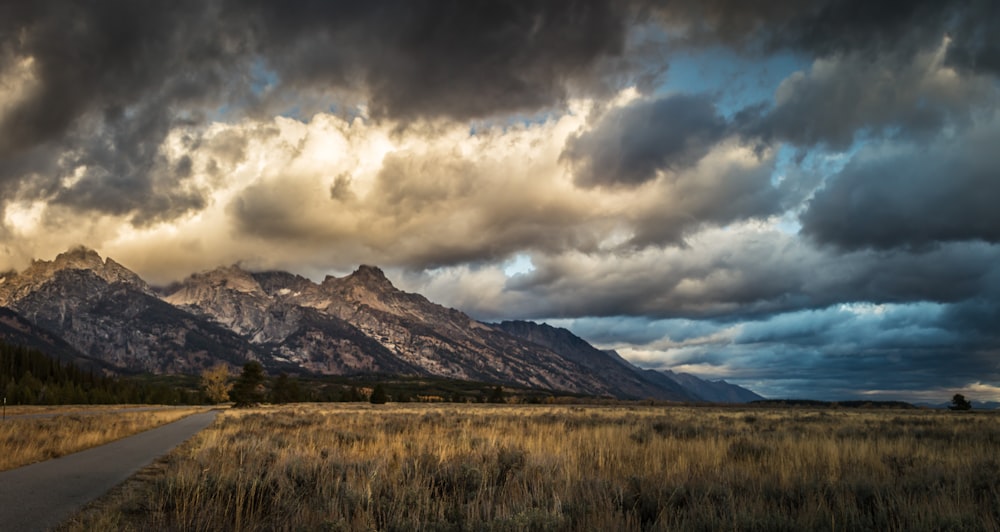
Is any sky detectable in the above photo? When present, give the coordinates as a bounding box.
[1,0,999,402]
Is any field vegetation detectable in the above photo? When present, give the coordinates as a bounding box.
[64,404,999,531]
[0,406,211,471]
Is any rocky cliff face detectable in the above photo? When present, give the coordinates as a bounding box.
[0,305,112,371]
[165,265,417,376]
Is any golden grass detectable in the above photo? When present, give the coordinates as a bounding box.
[63,404,1000,531]
[0,406,211,471]
[1,404,178,417]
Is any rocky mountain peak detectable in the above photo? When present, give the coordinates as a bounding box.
[202,264,262,292]
[348,264,391,285]
[53,245,105,270]
[252,271,317,296]
[164,264,266,306]
[322,264,396,293]
[0,246,150,305]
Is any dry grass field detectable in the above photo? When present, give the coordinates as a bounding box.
[64,403,999,531]
[1,404,178,417]
[0,406,211,471]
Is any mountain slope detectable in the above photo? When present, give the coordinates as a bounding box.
[314,267,613,393]
[651,369,765,403]
[0,305,113,372]
[169,264,613,395]
[495,321,693,401]
[0,248,265,374]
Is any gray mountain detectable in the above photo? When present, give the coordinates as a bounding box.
[0,247,266,374]
[168,263,613,395]
[495,321,693,401]
[652,369,765,403]
[165,266,417,375]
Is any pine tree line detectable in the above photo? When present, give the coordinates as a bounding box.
[0,341,199,405]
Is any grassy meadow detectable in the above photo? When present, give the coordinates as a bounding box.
[63,403,999,531]
[0,406,211,471]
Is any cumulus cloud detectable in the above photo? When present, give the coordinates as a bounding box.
[622,138,785,246]
[402,222,1000,324]
[564,94,729,187]
[801,115,1000,250]
[0,0,246,224]
[1,0,995,231]
[570,300,1000,401]
[750,37,997,148]
[216,111,608,270]
[0,0,661,229]
[0,93,786,282]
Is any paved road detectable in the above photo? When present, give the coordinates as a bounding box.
[0,410,219,532]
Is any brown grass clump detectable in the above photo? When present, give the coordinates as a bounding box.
[0,407,211,471]
[63,404,1000,531]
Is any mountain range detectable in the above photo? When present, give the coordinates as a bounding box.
[0,246,763,402]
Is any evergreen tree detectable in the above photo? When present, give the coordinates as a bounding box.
[949,393,972,411]
[270,372,302,404]
[489,385,505,404]
[230,361,267,407]
[0,340,198,405]
[343,386,363,402]
[370,383,388,404]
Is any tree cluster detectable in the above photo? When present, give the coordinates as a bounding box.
[1,341,198,405]
[221,362,309,407]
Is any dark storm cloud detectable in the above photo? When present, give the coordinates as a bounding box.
[491,234,1000,322]
[225,0,645,121]
[564,94,728,187]
[2,0,996,224]
[595,300,998,401]
[48,106,209,225]
[743,47,997,150]
[657,0,992,67]
[727,301,1000,399]
[0,0,244,222]
[944,2,1000,76]
[626,151,786,247]
[801,124,1000,250]
[941,298,1000,340]
[0,0,651,223]
[659,1,999,150]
